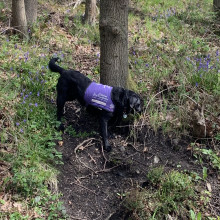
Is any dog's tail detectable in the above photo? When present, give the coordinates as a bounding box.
[48,57,65,74]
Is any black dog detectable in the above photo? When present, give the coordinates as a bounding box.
[49,57,142,152]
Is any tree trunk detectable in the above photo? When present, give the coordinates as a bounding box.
[84,0,96,25]
[99,0,129,88]
[214,0,220,12]
[24,0,37,24]
[11,0,28,38]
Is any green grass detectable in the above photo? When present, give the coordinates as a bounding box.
[0,34,65,218]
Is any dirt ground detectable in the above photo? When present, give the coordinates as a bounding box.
[56,100,219,220]
[54,47,220,220]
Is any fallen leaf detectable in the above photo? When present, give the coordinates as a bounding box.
[186,144,192,151]
[58,141,63,147]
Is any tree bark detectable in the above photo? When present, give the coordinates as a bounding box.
[84,0,96,25]
[214,0,220,12]
[24,0,37,25]
[11,0,28,38]
[99,0,129,88]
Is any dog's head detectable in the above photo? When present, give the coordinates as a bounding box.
[127,91,143,114]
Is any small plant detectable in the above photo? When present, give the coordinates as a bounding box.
[190,210,202,220]
[66,125,96,138]
[146,166,164,186]
[193,147,220,172]
[125,168,198,219]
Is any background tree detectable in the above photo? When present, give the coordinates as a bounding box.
[11,0,28,38]
[84,0,97,25]
[214,0,220,12]
[24,0,38,24]
[99,0,129,88]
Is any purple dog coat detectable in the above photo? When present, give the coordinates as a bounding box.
[84,82,115,112]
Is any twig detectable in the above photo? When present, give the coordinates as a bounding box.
[88,153,97,164]
[145,86,180,111]
[72,181,98,196]
[65,1,76,6]
[77,157,97,173]
[74,175,90,181]
[182,94,220,122]
[128,141,142,153]
[0,27,29,39]
[182,94,199,106]
[96,165,120,174]
[116,123,149,128]
[101,144,108,170]
[73,0,84,9]
[74,138,96,154]
[74,140,97,173]
[141,86,180,129]
[105,212,116,220]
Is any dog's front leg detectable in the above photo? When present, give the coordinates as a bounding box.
[99,113,112,152]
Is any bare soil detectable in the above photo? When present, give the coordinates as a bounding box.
[57,100,220,220]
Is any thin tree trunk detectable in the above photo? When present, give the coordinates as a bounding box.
[214,0,220,12]
[99,0,129,88]
[24,0,37,25]
[84,0,96,25]
[11,0,28,38]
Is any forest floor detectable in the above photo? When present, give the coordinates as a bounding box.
[55,48,220,220]
[0,0,220,219]
[57,101,220,220]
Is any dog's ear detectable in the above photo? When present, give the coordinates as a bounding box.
[112,87,128,106]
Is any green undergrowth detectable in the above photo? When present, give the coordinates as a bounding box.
[127,0,219,218]
[128,0,220,176]
[66,125,97,138]
[124,167,212,219]
[129,0,220,141]
[0,0,220,218]
[0,34,66,218]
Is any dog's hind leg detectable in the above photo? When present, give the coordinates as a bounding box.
[56,92,67,131]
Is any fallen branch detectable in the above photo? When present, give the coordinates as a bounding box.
[96,165,120,174]
[74,138,96,154]
[77,156,97,173]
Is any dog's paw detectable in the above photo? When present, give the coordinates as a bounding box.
[104,144,112,152]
